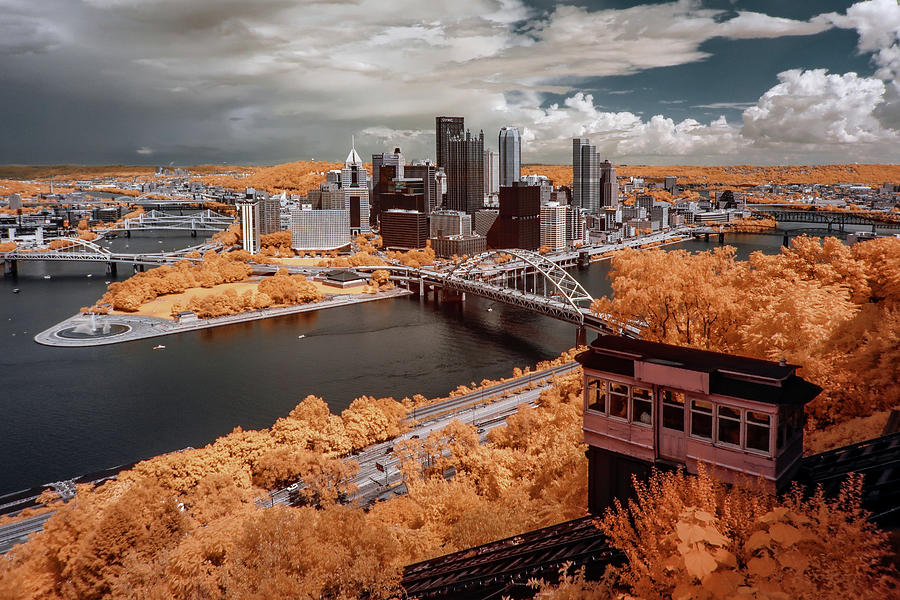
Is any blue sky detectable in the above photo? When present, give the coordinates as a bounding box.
[0,0,898,165]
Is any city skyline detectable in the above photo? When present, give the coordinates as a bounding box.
[0,1,898,166]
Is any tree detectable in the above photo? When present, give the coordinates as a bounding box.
[594,467,898,600]
[590,238,900,429]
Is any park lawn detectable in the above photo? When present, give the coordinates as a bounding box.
[114,277,373,320]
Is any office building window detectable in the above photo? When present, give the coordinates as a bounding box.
[586,379,606,413]
[691,400,713,440]
[608,382,629,419]
[661,389,685,431]
[631,387,653,426]
[746,411,772,454]
[717,405,741,447]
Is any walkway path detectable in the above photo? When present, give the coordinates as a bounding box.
[34,288,413,347]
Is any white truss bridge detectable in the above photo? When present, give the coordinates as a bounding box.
[102,209,234,233]
[410,249,639,335]
[2,237,221,266]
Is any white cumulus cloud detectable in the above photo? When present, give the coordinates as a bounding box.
[742,69,894,144]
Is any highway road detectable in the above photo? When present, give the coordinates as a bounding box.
[266,362,580,508]
[0,512,55,555]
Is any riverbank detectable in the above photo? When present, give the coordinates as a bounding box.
[34,287,413,347]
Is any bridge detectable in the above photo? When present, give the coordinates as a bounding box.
[750,206,900,230]
[405,249,637,340]
[101,209,234,235]
[2,237,220,275]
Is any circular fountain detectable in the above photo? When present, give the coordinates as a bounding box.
[56,313,130,339]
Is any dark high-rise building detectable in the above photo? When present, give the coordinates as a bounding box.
[600,160,618,208]
[498,182,541,217]
[380,209,429,249]
[498,127,521,187]
[487,182,541,250]
[435,116,464,168]
[371,147,405,225]
[380,191,427,213]
[573,138,600,213]
[446,129,485,215]
[404,162,440,214]
[371,164,399,225]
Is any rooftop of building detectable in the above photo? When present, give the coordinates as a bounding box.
[577,335,822,405]
[324,269,367,282]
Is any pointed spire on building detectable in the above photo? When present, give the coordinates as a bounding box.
[345,134,362,166]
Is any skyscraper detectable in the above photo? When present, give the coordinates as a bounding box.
[341,141,371,235]
[435,116,464,168]
[237,198,261,254]
[372,148,405,226]
[540,201,567,251]
[600,160,618,208]
[498,127,521,187]
[488,182,541,250]
[372,147,405,184]
[483,150,499,195]
[572,138,600,213]
[405,161,440,214]
[446,129,485,215]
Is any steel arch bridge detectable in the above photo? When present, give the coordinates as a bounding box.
[442,249,596,325]
[2,237,112,262]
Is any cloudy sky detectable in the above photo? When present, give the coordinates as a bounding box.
[1,0,899,166]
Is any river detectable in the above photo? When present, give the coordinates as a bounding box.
[0,226,859,494]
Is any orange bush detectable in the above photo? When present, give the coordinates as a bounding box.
[592,467,897,600]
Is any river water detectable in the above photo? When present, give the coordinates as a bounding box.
[0,227,853,494]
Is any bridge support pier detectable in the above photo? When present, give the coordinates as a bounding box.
[106,262,117,276]
[124,230,131,238]
[133,264,145,274]
[704,233,710,242]
[718,231,725,244]
[578,251,590,269]
[191,229,197,238]
[3,259,17,278]
[418,278,424,297]
[576,326,587,348]
[782,233,791,248]
[440,289,465,303]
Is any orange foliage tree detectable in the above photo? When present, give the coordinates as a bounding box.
[587,467,898,600]
[591,237,900,430]
[100,252,252,311]
[387,241,436,268]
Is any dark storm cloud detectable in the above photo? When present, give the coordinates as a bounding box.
[0,0,897,166]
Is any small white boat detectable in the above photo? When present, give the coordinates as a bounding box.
[12,288,20,293]
[487,307,493,312]
[297,334,306,339]
[86,274,92,278]
[153,344,166,350]
[104,281,110,284]
[43,275,51,280]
